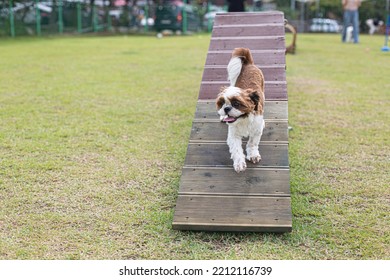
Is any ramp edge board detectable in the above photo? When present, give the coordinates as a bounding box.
[172,195,292,232]
[172,223,292,233]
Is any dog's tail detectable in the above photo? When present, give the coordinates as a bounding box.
[227,57,242,87]
[227,48,254,86]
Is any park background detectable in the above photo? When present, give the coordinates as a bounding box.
[0,0,389,260]
[1,0,389,37]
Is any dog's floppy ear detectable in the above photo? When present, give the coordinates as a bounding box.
[245,89,260,111]
[216,91,225,110]
[245,89,259,104]
[249,91,259,104]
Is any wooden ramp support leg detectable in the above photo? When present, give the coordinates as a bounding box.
[172,12,292,232]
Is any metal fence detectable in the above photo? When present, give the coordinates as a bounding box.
[0,1,325,38]
[0,0,160,37]
[0,0,228,37]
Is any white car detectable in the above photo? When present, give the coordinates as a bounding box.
[203,5,225,30]
[310,18,341,33]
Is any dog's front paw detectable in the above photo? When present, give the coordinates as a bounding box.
[248,154,262,164]
[233,160,247,173]
[246,149,262,164]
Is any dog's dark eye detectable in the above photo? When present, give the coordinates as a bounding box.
[232,101,240,108]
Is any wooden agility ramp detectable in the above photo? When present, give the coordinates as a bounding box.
[172,11,292,232]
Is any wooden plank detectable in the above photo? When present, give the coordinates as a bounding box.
[205,51,285,66]
[184,143,289,168]
[212,24,285,37]
[190,120,288,143]
[194,101,288,120]
[179,167,290,196]
[172,195,292,232]
[209,36,285,51]
[202,65,286,82]
[213,12,285,27]
[199,81,287,100]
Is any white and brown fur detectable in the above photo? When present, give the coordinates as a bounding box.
[216,48,265,173]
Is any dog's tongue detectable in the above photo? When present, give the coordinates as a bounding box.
[223,116,237,123]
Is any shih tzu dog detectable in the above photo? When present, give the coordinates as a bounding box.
[216,48,265,173]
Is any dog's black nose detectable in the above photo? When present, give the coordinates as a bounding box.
[224,106,232,114]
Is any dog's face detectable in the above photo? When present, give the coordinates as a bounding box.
[216,86,259,123]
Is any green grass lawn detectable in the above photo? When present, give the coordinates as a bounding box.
[0,33,389,260]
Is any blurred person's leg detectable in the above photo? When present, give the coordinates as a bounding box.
[342,11,352,42]
[352,11,360,43]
